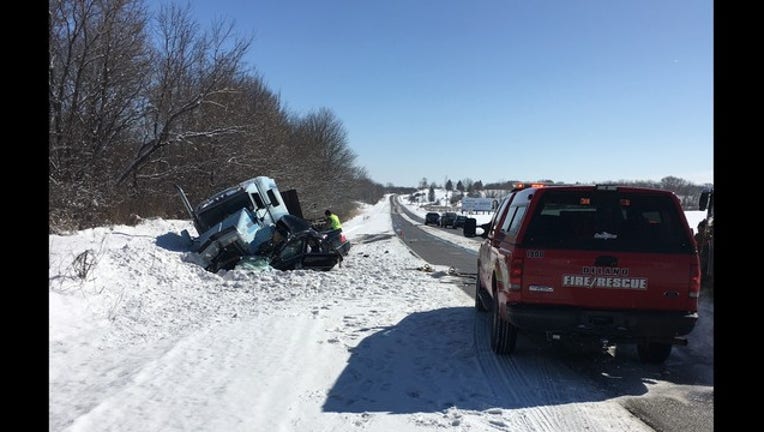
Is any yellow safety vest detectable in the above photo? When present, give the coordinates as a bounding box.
[327,214,342,230]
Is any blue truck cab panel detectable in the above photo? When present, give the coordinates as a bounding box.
[177,176,292,272]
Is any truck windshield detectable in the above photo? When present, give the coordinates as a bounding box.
[195,190,253,232]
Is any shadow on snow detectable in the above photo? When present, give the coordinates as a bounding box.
[322,306,700,413]
[155,232,192,252]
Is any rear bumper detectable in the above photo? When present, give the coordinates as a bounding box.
[505,303,698,340]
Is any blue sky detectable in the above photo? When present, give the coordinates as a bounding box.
[174,0,713,188]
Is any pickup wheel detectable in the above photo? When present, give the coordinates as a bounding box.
[474,270,487,312]
[490,294,517,355]
[637,341,672,364]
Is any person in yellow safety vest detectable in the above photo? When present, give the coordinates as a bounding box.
[324,209,342,231]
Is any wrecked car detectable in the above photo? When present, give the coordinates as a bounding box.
[252,215,350,271]
[176,176,350,272]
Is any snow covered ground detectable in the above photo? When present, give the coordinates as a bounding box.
[49,193,711,432]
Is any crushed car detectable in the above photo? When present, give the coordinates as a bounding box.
[176,176,350,272]
[251,214,350,271]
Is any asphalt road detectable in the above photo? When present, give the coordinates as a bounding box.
[388,195,714,432]
[390,196,478,298]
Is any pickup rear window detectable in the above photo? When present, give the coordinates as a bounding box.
[521,190,694,254]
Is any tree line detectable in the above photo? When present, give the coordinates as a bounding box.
[49,0,386,233]
[417,176,712,210]
[483,176,712,210]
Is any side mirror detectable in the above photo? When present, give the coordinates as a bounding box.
[479,223,491,239]
[699,191,709,211]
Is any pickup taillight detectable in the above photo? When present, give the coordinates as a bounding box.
[509,255,524,291]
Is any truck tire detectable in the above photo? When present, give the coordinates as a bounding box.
[490,293,517,355]
[463,218,476,237]
[637,341,672,364]
[475,267,487,312]
[703,240,714,282]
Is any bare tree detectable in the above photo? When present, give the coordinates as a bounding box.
[166,73,291,210]
[49,0,380,230]
[115,3,251,187]
[348,168,385,206]
[49,0,152,228]
[284,108,360,219]
[660,176,697,209]
[462,178,474,193]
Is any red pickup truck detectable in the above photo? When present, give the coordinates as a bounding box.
[475,184,700,363]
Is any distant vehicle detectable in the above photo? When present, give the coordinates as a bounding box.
[453,215,467,229]
[424,212,440,226]
[440,212,457,228]
[476,183,700,364]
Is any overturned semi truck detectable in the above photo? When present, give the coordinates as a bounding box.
[176,176,295,272]
[176,176,349,272]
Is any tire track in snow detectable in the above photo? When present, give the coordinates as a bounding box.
[473,312,560,431]
[472,311,653,431]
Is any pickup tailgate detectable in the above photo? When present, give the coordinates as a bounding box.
[521,249,698,312]
[515,186,700,313]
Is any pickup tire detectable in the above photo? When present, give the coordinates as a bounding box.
[474,269,488,312]
[637,341,672,364]
[490,293,517,355]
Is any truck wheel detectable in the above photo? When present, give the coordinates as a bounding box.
[637,341,672,364]
[475,269,487,312]
[700,244,710,277]
[490,294,517,355]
